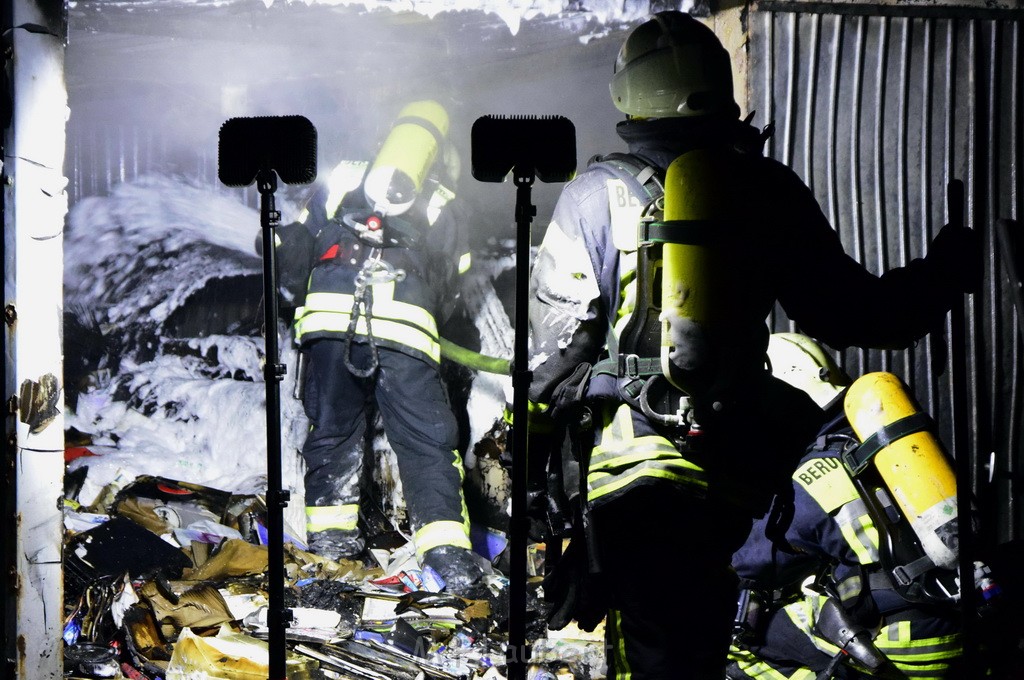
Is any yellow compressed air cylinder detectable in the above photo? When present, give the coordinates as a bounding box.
[659,147,735,393]
[844,372,959,570]
[363,100,450,216]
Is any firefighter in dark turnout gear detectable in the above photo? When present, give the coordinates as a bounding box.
[527,12,981,679]
[271,101,483,595]
[728,334,966,680]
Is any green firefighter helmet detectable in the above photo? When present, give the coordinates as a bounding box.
[610,11,739,119]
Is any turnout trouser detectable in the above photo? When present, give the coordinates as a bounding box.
[727,595,963,679]
[301,339,471,554]
[595,486,753,679]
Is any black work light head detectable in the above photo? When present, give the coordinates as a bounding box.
[470,115,576,184]
[218,115,318,187]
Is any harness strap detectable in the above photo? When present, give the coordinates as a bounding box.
[841,412,932,475]
[642,219,738,245]
[592,353,662,380]
[588,152,664,203]
[587,152,667,362]
[891,554,937,587]
[835,569,897,599]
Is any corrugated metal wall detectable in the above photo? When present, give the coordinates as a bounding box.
[66,126,240,205]
[749,2,1023,544]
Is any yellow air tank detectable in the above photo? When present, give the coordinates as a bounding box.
[844,372,959,570]
[363,100,450,217]
[658,147,737,394]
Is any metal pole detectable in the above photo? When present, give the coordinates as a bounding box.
[258,170,291,680]
[506,169,536,680]
[947,178,979,677]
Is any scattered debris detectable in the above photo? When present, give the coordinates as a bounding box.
[61,466,607,679]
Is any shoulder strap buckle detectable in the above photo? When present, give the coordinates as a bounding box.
[617,353,661,379]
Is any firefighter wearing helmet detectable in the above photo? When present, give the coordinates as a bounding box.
[728,334,981,679]
[267,100,486,597]
[528,11,980,679]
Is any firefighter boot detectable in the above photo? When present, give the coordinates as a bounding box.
[306,528,365,562]
[422,545,488,599]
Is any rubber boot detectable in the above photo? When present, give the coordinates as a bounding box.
[422,545,489,599]
[306,528,365,562]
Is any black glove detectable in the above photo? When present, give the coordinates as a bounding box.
[927,223,983,295]
[543,535,607,633]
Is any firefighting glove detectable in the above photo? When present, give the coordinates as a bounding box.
[927,223,983,295]
[544,535,607,633]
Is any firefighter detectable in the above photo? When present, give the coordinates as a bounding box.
[528,12,980,679]
[270,100,484,596]
[728,334,967,679]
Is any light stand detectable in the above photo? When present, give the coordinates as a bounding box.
[218,115,317,680]
[257,168,291,680]
[471,115,575,680]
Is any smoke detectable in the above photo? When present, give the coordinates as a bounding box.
[65,1,640,241]
[60,0,666,502]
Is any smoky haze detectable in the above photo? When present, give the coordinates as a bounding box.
[61,1,643,492]
[65,2,634,241]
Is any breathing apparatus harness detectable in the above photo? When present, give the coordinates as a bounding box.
[590,117,776,441]
[815,420,961,607]
[331,101,452,379]
[586,153,708,435]
[320,164,411,379]
[732,415,937,680]
[342,244,406,378]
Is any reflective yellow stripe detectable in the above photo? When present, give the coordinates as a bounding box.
[590,435,693,468]
[590,447,704,477]
[834,500,880,564]
[888,619,912,643]
[601,403,636,442]
[835,575,864,604]
[609,609,631,679]
[727,647,816,680]
[784,596,843,657]
[528,401,550,416]
[588,462,707,503]
[302,290,438,339]
[296,312,441,362]
[503,402,555,433]
[587,408,706,502]
[875,623,961,661]
[889,667,955,679]
[781,592,961,678]
[458,251,472,274]
[412,447,470,558]
[414,520,472,557]
[296,289,440,362]
[306,504,359,532]
[794,457,878,563]
[615,251,639,330]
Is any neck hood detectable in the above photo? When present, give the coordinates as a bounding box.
[615,116,765,168]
